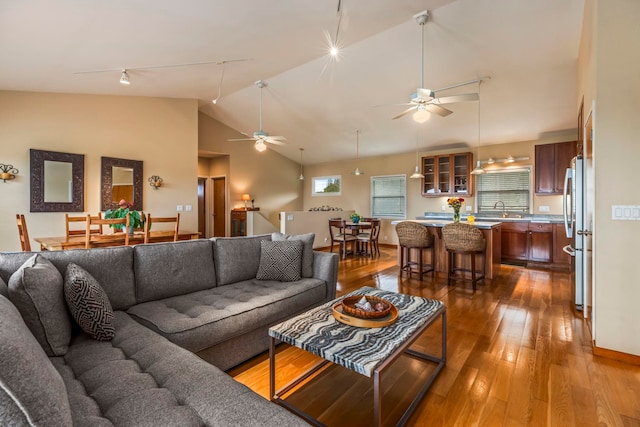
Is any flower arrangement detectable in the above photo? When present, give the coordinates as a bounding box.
[447,197,464,222]
[104,199,145,232]
[350,212,361,223]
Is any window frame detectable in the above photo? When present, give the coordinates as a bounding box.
[370,174,407,219]
[311,175,342,196]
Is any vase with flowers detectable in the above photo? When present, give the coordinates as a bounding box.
[105,199,145,234]
[447,197,464,223]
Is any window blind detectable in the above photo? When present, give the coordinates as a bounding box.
[476,169,530,213]
[371,175,406,218]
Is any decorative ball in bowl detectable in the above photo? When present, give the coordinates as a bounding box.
[341,295,392,319]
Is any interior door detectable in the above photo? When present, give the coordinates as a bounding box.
[213,177,226,237]
[197,178,206,238]
[584,107,594,330]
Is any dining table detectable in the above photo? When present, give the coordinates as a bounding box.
[34,230,201,251]
[344,221,372,255]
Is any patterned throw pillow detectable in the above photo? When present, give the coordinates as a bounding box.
[271,232,315,278]
[64,263,115,341]
[256,240,303,282]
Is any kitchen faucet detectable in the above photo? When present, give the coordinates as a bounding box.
[494,201,507,218]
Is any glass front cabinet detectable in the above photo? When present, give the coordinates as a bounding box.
[421,152,473,197]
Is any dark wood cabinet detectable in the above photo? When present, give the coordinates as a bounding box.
[501,222,529,263]
[422,152,473,197]
[553,223,572,266]
[230,208,259,237]
[535,141,576,195]
[528,222,553,263]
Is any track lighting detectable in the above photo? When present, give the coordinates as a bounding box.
[119,70,130,85]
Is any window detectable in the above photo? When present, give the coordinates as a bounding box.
[476,168,531,213]
[371,175,406,218]
[312,175,341,196]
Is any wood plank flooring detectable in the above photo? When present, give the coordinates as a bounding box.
[229,246,640,426]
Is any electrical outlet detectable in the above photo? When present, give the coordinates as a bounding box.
[176,205,183,212]
[539,205,550,212]
[441,205,446,211]
[466,206,472,211]
[384,236,388,241]
[324,237,328,243]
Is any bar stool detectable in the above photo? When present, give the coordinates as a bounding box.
[441,222,486,290]
[395,221,434,280]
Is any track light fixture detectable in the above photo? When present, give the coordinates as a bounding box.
[119,70,130,85]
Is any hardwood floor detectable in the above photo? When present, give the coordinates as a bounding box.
[230,246,640,426]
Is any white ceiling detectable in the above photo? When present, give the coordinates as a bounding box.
[0,0,585,165]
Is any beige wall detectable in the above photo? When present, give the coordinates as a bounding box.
[303,132,575,246]
[587,0,640,356]
[0,91,199,252]
[198,112,302,227]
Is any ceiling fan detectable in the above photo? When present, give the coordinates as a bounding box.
[391,11,483,123]
[228,80,286,152]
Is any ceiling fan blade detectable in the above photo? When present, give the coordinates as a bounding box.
[267,135,286,141]
[228,137,256,142]
[392,106,418,120]
[433,93,479,104]
[426,104,453,117]
[267,139,287,146]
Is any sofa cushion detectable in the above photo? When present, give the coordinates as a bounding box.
[272,232,315,278]
[50,311,306,426]
[0,294,73,426]
[64,263,115,341]
[0,246,137,310]
[133,239,217,303]
[7,254,72,356]
[213,234,272,285]
[127,278,327,353]
[256,240,303,282]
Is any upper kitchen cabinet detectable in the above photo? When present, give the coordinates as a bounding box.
[422,152,473,197]
[535,141,577,195]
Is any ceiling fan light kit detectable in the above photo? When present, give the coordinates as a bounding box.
[119,70,130,85]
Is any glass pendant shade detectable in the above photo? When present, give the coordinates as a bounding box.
[413,107,431,123]
[254,140,267,152]
[470,160,485,175]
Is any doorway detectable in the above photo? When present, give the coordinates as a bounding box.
[197,176,227,238]
[212,177,226,237]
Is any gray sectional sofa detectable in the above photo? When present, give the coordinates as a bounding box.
[0,233,338,426]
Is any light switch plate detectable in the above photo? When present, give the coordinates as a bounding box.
[287,214,294,221]
[612,205,640,220]
[177,205,183,212]
[185,205,192,212]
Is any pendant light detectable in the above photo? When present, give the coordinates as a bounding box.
[119,69,130,85]
[410,130,423,179]
[298,148,305,180]
[352,129,364,175]
[470,81,485,175]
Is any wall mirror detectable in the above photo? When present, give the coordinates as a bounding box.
[30,149,84,212]
[101,157,143,211]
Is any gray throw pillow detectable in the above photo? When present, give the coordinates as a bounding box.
[256,240,303,282]
[8,254,72,356]
[272,232,315,278]
[64,263,115,341]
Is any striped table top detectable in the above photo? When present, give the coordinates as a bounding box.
[269,287,445,377]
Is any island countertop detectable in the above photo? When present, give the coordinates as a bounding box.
[391,219,502,229]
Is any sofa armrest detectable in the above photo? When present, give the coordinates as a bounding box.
[313,251,339,301]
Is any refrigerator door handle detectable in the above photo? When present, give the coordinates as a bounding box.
[563,167,573,239]
[562,244,576,256]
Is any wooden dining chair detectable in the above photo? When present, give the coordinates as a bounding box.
[16,214,31,251]
[328,219,357,260]
[357,218,381,257]
[85,214,130,249]
[143,213,180,244]
[65,213,103,238]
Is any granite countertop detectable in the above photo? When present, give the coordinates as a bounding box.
[418,212,565,224]
[391,219,500,229]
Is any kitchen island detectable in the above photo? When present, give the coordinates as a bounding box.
[392,220,502,281]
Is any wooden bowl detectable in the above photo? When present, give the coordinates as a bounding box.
[341,295,393,319]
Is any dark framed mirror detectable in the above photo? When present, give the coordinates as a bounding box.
[30,149,84,212]
[101,157,143,211]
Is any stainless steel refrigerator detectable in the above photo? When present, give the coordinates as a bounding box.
[562,156,584,310]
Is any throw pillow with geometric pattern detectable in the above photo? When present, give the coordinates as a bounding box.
[63,263,115,341]
[256,240,303,282]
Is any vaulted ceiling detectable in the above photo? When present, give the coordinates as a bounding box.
[0,0,584,165]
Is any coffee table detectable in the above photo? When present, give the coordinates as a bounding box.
[269,286,446,426]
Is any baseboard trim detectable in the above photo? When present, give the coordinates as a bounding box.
[593,344,640,365]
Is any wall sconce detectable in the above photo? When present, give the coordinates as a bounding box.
[0,164,18,182]
[242,193,251,209]
[148,175,163,189]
